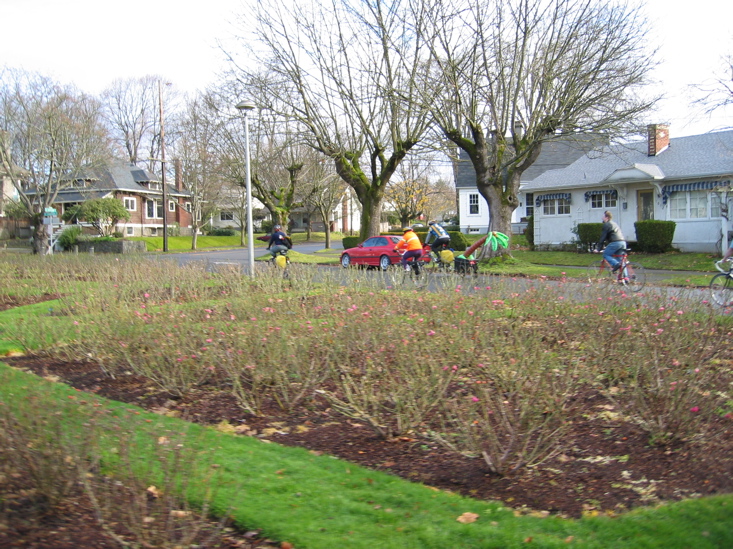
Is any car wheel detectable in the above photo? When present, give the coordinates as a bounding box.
[379,255,391,271]
[341,254,351,268]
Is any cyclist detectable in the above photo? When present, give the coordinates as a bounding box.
[393,226,423,271]
[267,224,291,258]
[425,220,451,258]
[594,210,626,272]
[716,241,733,270]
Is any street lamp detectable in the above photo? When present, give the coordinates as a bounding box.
[235,100,256,276]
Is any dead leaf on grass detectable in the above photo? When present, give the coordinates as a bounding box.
[456,512,479,524]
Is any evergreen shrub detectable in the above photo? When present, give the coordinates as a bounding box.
[634,220,676,253]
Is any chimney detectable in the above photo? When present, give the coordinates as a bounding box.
[647,124,670,156]
[174,158,183,191]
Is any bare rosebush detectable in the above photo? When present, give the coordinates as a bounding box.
[598,307,729,444]
[431,324,580,475]
[0,395,99,515]
[81,427,231,549]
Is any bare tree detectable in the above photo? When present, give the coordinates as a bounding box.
[419,0,658,246]
[233,0,435,239]
[213,81,317,236]
[101,76,179,171]
[302,161,347,249]
[0,68,111,254]
[422,177,457,224]
[177,92,228,250]
[692,54,733,124]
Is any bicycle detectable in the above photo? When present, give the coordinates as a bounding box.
[424,242,454,273]
[269,248,291,277]
[586,248,646,292]
[710,258,733,307]
[388,251,428,288]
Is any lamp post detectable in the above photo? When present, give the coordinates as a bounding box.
[235,100,256,276]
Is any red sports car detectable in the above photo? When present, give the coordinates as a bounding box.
[340,236,431,270]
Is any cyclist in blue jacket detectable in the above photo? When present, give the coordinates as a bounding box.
[425,220,451,258]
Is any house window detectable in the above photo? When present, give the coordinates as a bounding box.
[525,193,534,218]
[126,226,134,236]
[543,198,570,216]
[591,194,617,209]
[168,200,176,212]
[123,197,136,211]
[146,199,163,219]
[711,194,722,218]
[468,193,479,215]
[185,202,192,213]
[669,192,687,219]
[220,211,234,221]
[689,191,707,219]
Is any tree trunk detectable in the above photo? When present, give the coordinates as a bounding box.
[32,218,50,255]
[359,193,383,240]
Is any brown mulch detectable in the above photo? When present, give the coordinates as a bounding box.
[1,294,732,546]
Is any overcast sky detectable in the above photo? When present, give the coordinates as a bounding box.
[2,0,732,137]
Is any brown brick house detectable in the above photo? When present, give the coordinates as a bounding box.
[50,161,193,237]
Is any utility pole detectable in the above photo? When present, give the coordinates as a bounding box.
[158,80,169,252]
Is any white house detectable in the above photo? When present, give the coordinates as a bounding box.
[455,135,602,234]
[213,186,363,234]
[520,125,733,253]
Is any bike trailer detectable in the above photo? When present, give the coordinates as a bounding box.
[454,254,478,274]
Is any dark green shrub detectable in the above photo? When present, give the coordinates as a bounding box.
[57,225,83,249]
[574,223,603,251]
[112,231,124,239]
[525,216,535,250]
[342,236,360,249]
[634,220,676,253]
[208,228,236,237]
[260,220,274,234]
[448,231,469,251]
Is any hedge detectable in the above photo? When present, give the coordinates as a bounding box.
[575,222,603,250]
[634,220,676,253]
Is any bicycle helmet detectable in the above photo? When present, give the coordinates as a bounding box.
[274,225,282,230]
[402,226,412,232]
[428,220,436,225]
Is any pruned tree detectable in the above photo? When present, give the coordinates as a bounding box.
[418,0,659,250]
[0,68,112,254]
[234,0,435,239]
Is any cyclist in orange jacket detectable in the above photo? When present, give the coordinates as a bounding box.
[393,226,423,271]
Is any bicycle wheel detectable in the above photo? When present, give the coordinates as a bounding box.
[409,263,428,288]
[586,260,613,286]
[710,273,733,307]
[620,262,645,292]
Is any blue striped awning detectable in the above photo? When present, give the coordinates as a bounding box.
[535,193,571,207]
[661,180,732,204]
[584,189,617,202]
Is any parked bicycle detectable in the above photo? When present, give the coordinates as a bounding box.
[389,250,428,288]
[710,258,733,307]
[586,248,646,292]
